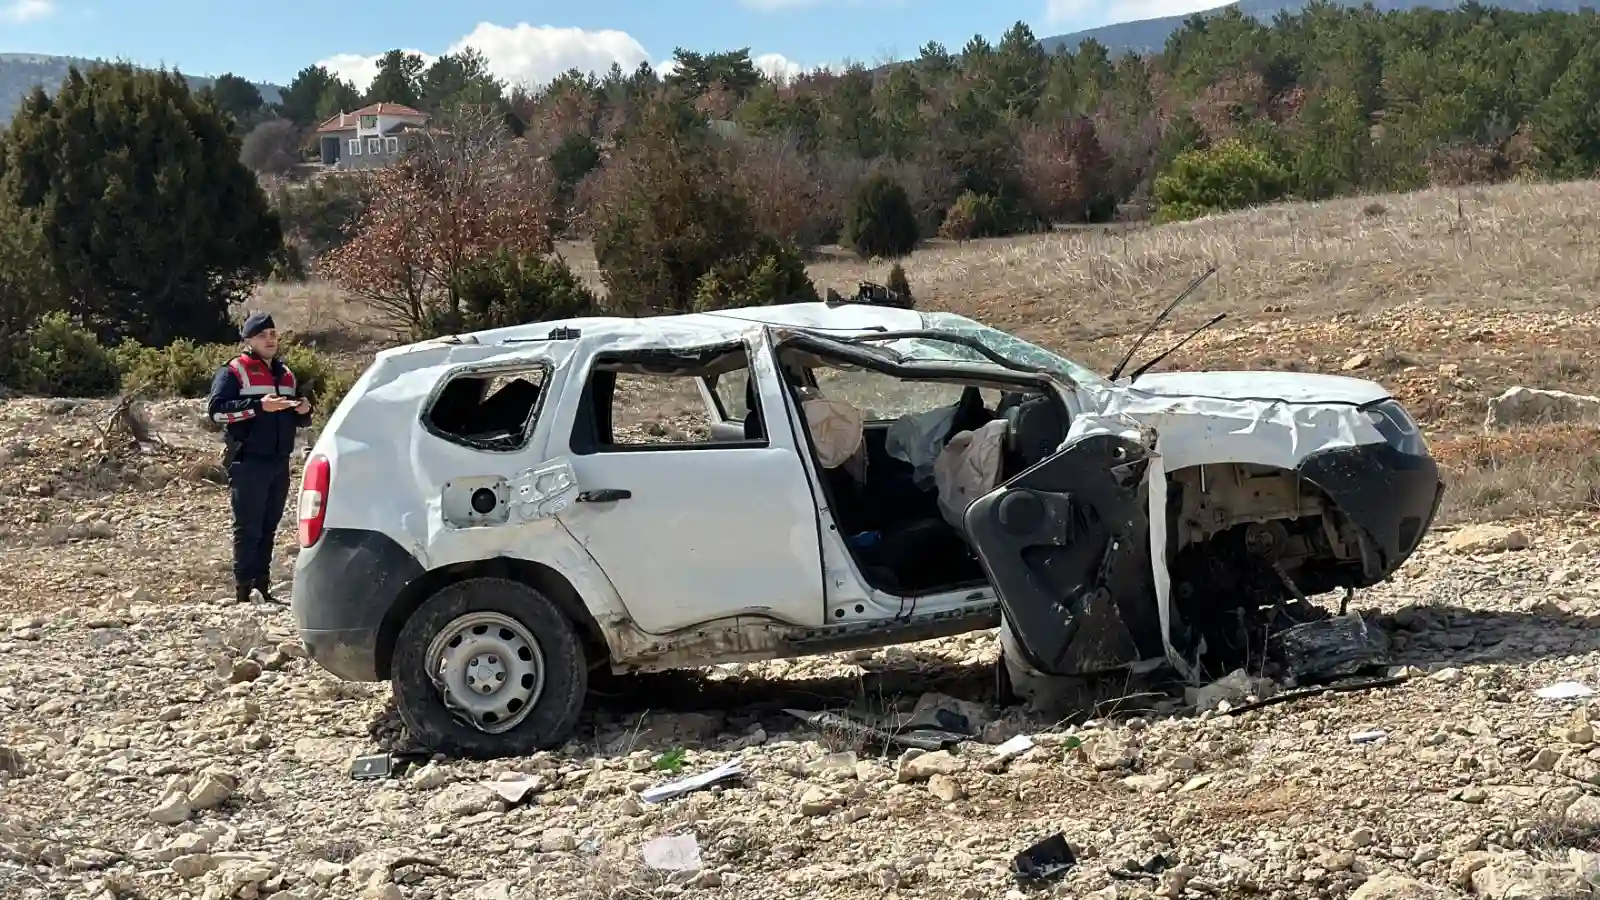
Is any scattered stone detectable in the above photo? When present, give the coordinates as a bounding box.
[1486,386,1600,430]
[895,750,964,783]
[422,783,501,819]
[927,774,964,802]
[229,658,264,683]
[1349,875,1455,899]
[1443,524,1531,554]
[148,791,191,825]
[799,785,843,816]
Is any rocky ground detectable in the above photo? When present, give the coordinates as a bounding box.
[7,398,1600,900]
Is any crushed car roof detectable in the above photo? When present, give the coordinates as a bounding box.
[388,302,931,359]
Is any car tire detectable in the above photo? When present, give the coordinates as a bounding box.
[391,577,588,759]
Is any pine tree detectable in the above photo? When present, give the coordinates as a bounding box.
[0,64,282,346]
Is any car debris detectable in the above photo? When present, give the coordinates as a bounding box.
[1222,673,1413,717]
[289,279,1444,757]
[783,707,970,753]
[1535,682,1596,701]
[1108,852,1176,881]
[1268,614,1394,682]
[992,734,1035,760]
[1011,832,1076,887]
[638,758,744,804]
[348,750,430,781]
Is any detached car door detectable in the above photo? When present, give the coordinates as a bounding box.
[963,430,1165,677]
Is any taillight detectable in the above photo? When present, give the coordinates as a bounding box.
[298,454,330,547]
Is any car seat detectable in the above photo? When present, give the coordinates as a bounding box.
[933,418,1009,533]
[1003,393,1071,473]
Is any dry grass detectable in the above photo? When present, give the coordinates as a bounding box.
[1433,425,1600,523]
[250,178,1600,522]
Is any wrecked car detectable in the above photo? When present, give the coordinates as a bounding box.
[291,289,1444,757]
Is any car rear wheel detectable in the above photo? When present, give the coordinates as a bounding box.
[391,577,587,758]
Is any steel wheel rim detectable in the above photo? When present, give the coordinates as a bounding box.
[425,611,546,734]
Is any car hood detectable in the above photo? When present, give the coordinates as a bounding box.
[1121,370,1392,406]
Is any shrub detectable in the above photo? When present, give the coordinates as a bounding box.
[427,252,601,337]
[271,176,373,260]
[240,119,304,176]
[692,237,820,312]
[276,343,347,417]
[937,191,1007,240]
[111,339,235,396]
[3,312,121,396]
[727,135,837,248]
[885,262,913,307]
[1018,118,1115,224]
[844,174,920,259]
[591,101,771,313]
[0,197,63,378]
[269,243,308,283]
[112,335,345,414]
[1153,138,1290,223]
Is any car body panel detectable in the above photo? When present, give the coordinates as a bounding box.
[1127,370,1393,406]
[964,425,1161,677]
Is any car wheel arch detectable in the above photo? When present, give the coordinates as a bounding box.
[376,557,609,680]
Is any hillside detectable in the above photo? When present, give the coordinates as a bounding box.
[0,53,283,122]
[1042,0,1586,53]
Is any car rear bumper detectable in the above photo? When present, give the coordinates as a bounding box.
[292,528,425,682]
[1297,442,1445,580]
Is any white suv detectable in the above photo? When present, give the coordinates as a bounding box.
[291,297,1443,757]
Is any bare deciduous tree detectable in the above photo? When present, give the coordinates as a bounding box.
[240,119,304,176]
[318,106,556,338]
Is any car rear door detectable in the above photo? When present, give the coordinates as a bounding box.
[962,428,1166,678]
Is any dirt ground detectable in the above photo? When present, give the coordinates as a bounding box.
[6,181,1600,900]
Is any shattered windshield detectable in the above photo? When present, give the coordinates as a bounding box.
[871,313,1110,388]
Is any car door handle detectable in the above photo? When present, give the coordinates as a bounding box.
[576,489,631,503]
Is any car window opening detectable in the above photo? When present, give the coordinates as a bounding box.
[574,343,763,452]
[425,368,548,451]
[773,344,1073,599]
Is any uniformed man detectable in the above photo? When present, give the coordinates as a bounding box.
[206,311,313,604]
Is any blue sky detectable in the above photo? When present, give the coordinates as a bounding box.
[2,0,1220,89]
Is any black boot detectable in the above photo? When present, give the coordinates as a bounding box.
[235,582,254,604]
[254,576,280,605]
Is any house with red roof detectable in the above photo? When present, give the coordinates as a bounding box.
[313,102,430,168]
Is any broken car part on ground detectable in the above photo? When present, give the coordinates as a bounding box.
[289,285,1444,757]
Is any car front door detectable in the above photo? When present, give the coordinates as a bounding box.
[552,334,827,635]
[962,428,1165,677]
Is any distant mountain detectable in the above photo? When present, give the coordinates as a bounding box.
[1041,0,1591,55]
[0,53,284,123]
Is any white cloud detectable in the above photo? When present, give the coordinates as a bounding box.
[318,50,435,93]
[449,22,650,88]
[319,23,655,93]
[2,0,56,23]
[753,52,806,81]
[1044,0,1226,29]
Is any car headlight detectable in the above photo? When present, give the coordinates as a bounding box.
[1364,399,1429,456]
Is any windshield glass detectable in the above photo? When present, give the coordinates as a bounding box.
[861,312,1110,388]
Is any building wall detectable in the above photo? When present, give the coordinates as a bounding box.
[329,131,414,169]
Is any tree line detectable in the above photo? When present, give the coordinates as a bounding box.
[4,1,1600,396]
